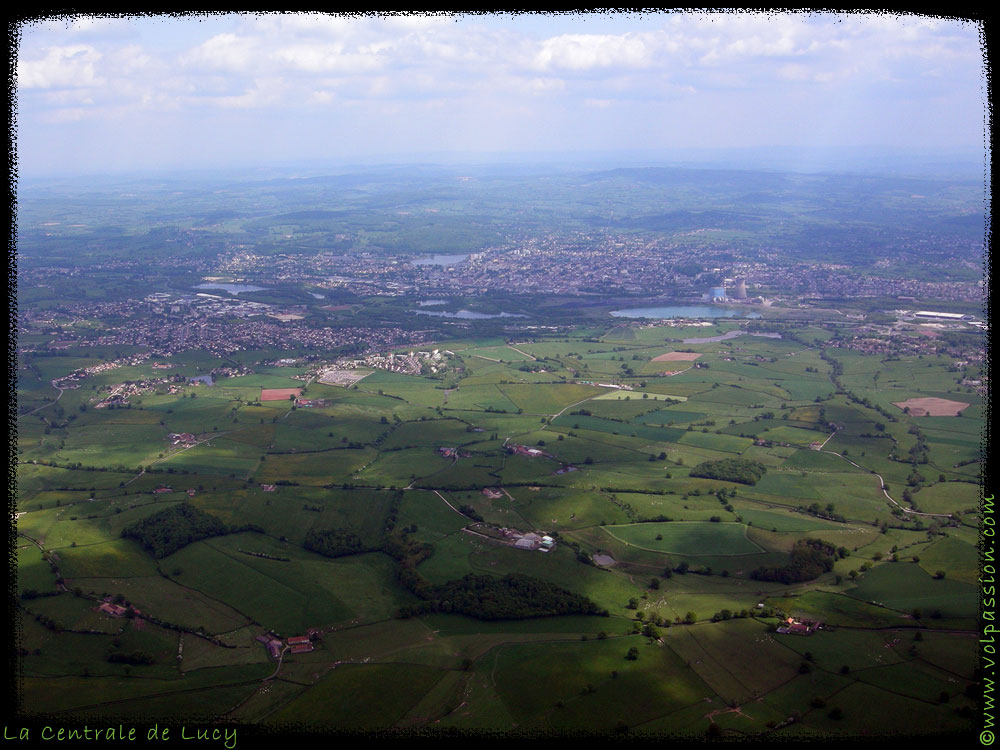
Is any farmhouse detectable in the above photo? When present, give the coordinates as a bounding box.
[775,617,821,635]
[514,532,553,551]
[507,443,549,458]
[295,398,329,408]
[254,635,284,659]
[98,602,128,617]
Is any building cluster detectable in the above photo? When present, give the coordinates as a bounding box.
[508,531,556,551]
[199,234,982,304]
[506,443,550,458]
[255,631,318,658]
[829,329,984,362]
[28,311,429,359]
[97,599,138,618]
[94,377,186,408]
[324,348,453,379]
[342,351,422,376]
[51,354,153,389]
[775,617,821,635]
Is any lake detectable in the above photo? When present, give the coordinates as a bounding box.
[415,310,527,319]
[610,305,761,319]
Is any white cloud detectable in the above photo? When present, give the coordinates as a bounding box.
[17,44,104,89]
[308,89,335,105]
[271,43,384,74]
[213,76,285,109]
[532,33,652,71]
[526,77,566,94]
[13,11,986,173]
[109,44,153,72]
[181,32,258,73]
[248,13,359,38]
[380,13,454,30]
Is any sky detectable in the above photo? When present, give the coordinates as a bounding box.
[12,11,990,177]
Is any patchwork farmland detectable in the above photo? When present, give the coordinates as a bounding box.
[15,318,983,737]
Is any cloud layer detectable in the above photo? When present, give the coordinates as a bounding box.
[14,11,987,174]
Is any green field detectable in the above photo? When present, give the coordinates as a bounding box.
[15,319,983,736]
[602,522,764,556]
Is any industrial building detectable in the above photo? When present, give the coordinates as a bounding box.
[914,310,974,321]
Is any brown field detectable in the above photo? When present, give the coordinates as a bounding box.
[652,351,702,362]
[892,397,970,416]
[261,388,303,401]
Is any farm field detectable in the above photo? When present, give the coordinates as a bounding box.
[14,318,983,738]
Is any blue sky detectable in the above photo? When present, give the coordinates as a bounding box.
[14,11,988,176]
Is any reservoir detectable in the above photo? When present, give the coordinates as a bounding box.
[416,310,527,319]
[194,282,265,294]
[610,305,761,319]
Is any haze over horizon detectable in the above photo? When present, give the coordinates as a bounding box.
[14,11,989,179]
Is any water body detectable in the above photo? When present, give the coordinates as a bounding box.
[194,282,265,294]
[415,309,527,319]
[189,374,214,386]
[682,331,783,344]
[610,305,761,319]
[411,254,469,266]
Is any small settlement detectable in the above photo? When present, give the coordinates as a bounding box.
[775,617,821,635]
[512,532,556,551]
[256,630,319,659]
[505,443,550,458]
